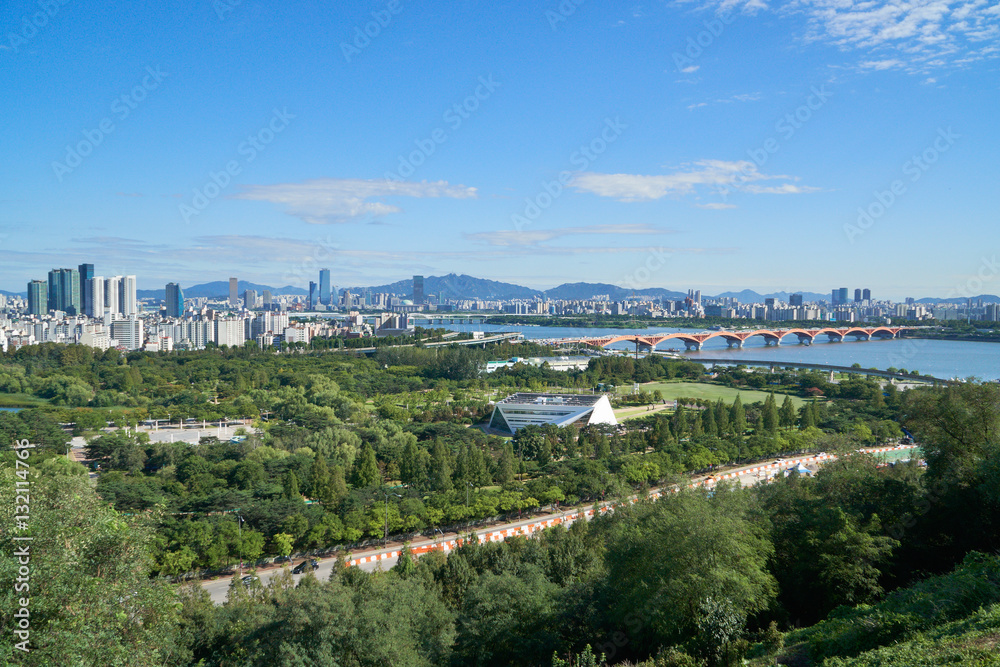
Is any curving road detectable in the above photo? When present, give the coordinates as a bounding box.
[200,444,919,604]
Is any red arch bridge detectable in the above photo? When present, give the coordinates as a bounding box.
[537,326,912,352]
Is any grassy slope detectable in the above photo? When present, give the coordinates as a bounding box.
[617,381,811,408]
[747,552,1000,666]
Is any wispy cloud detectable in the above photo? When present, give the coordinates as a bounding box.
[693,0,1000,72]
[570,160,818,202]
[465,223,673,247]
[234,178,478,223]
[687,92,762,110]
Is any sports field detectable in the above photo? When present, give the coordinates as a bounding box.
[615,381,811,408]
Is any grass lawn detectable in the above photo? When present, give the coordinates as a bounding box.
[0,393,50,408]
[618,381,812,408]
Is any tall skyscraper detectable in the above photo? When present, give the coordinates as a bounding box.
[308,281,317,310]
[263,290,272,311]
[862,288,871,301]
[85,276,105,318]
[27,280,47,316]
[105,276,121,316]
[832,287,849,306]
[229,277,239,307]
[854,288,862,303]
[47,268,81,315]
[165,283,184,317]
[243,289,257,310]
[78,263,94,313]
[789,293,803,306]
[412,275,424,304]
[119,275,137,316]
[319,269,331,305]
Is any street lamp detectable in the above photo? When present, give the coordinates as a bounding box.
[383,491,402,548]
[237,515,245,578]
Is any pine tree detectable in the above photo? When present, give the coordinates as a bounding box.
[309,454,330,498]
[672,405,689,437]
[730,395,746,435]
[800,402,817,429]
[353,443,381,488]
[702,406,717,436]
[498,442,516,485]
[715,399,729,435]
[430,439,453,491]
[283,470,301,500]
[780,395,797,429]
[328,465,347,503]
[763,393,780,433]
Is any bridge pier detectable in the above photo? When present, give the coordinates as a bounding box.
[764,338,780,346]
[727,340,743,349]
[685,342,702,351]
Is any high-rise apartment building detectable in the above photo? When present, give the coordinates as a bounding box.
[413,275,424,304]
[78,263,94,313]
[119,275,137,316]
[105,277,121,317]
[229,277,239,307]
[85,276,105,318]
[47,268,81,314]
[27,280,47,316]
[319,269,331,305]
[165,283,184,317]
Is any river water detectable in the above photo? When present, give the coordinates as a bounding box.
[441,323,1000,381]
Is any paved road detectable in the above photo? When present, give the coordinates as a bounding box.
[200,444,919,604]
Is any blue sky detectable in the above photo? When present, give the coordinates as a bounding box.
[2,0,997,299]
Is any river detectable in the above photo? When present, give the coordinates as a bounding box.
[440,323,1000,381]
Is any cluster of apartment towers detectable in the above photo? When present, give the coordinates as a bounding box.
[24,264,180,319]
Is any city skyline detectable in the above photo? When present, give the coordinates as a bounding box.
[2,1,997,300]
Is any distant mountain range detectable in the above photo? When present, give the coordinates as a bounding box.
[6,275,999,305]
[136,281,307,301]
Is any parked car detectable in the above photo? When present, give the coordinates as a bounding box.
[240,574,258,586]
[292,559,318,574]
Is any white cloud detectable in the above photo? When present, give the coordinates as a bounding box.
[696,0,1000,71]
[697,202,738,209]
[569,160,816,202]
[465,223,673,247]
[234,178,477,223]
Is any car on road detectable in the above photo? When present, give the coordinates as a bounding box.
[240,575,258,586]
[292,559,318,574]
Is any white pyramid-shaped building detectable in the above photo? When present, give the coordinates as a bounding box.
[488,393,617,433]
